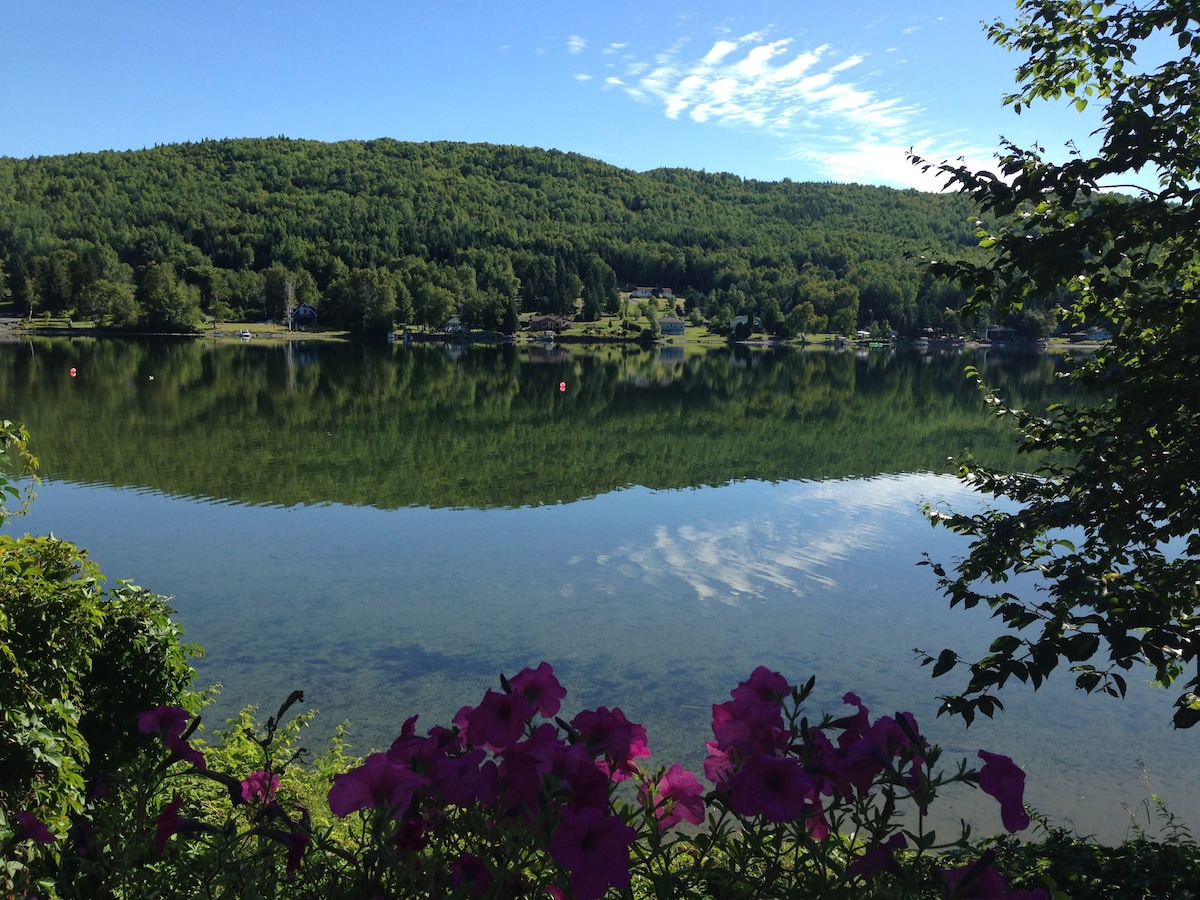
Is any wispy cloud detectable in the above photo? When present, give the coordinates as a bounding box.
[567,34,586,54]
[580,26,986,187]
[600,31,915,134]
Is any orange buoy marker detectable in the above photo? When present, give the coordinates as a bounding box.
[559,381,566,392]
[69,367,77,377]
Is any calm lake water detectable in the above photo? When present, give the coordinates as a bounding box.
[3,336,1196,843]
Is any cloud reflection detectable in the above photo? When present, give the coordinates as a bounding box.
[600,474,978,606]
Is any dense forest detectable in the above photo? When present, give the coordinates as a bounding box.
[0,138,999,337]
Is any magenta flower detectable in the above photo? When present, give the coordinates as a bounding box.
[138,705,191,739]
[725,753,817,823]
[497,723,565,814]
[710,699,788,758]
[435,748,499,808]
[729,666,791,724]
[834,692,872,747]
[137,705,206,770]
[847,833,906,881]
[327,752,428,818]
[450,853,494,896]
[553,742,612,812]
[264,829,308,881]
[13,811,55,845]
[240,769,279,803]
[570,706,650,780]
[154,796,185,854]
[462,689,535,751]
[640,763,706,830]
[549,807,637,900]
[940,849,1048,899]
[509,661,567,717]
[978,750,1031,832]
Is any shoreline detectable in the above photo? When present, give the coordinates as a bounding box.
[0,319,1103,354]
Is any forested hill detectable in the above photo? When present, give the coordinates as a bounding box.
[0,137,982,336]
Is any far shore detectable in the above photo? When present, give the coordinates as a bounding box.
[0,316,1106,354]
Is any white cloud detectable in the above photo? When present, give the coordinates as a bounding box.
[580,25,999,188]
[785,137,999,191]
[574,73,593,82]
[567,34,586,54]
[601,29,918,144]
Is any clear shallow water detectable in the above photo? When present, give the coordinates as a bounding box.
[14,471,1197,844]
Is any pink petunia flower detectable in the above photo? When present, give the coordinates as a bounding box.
[509,661,567,718]
[729,666,791,724]
[549,807,637,900]
[940,849,1049,899]
[13,811,55,845]
[847,832,906,881]
[497,723,565,814]
[570,706,650,781]
[137,705,206,770]
[138,705,192,740]
[154,796,185,854]
[553,742,612,811]
[977,750,1031,832]
[724,753,817,823]
[240,769,280,803]
[703,739,737,785]
[640,763,706,830]
[462,689,536,751]
[834,692,872,747]
[263,829,308,881]
[435,748,499,808]
[450,852,494,896]
[327,752,429,819]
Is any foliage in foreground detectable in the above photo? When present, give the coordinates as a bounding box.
[911,0,1200,729]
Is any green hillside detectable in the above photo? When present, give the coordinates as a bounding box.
[0,138,984,336]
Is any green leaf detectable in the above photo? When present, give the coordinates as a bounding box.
[932,648,958,678]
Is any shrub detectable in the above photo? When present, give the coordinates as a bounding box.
[0,534,197,817]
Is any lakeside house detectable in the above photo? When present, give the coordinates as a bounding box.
[660,317,685,336]
[290,303,318,327]
[629,286,675,300]
[528,315,572,333]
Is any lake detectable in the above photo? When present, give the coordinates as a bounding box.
[2,335,1196,843]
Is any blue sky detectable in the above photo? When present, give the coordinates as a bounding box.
[0,1,1103,190]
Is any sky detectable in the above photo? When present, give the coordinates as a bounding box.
[0,1,1107,191]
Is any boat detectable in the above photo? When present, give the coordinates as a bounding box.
[239,330,252,341]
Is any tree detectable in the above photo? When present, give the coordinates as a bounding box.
[324,268,397,336]
[264,262,299,323]
[134,263,202,332]
[913,0,1200,728]
[79,278,135,327]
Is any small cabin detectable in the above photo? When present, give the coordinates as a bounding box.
[291,303,319,327]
